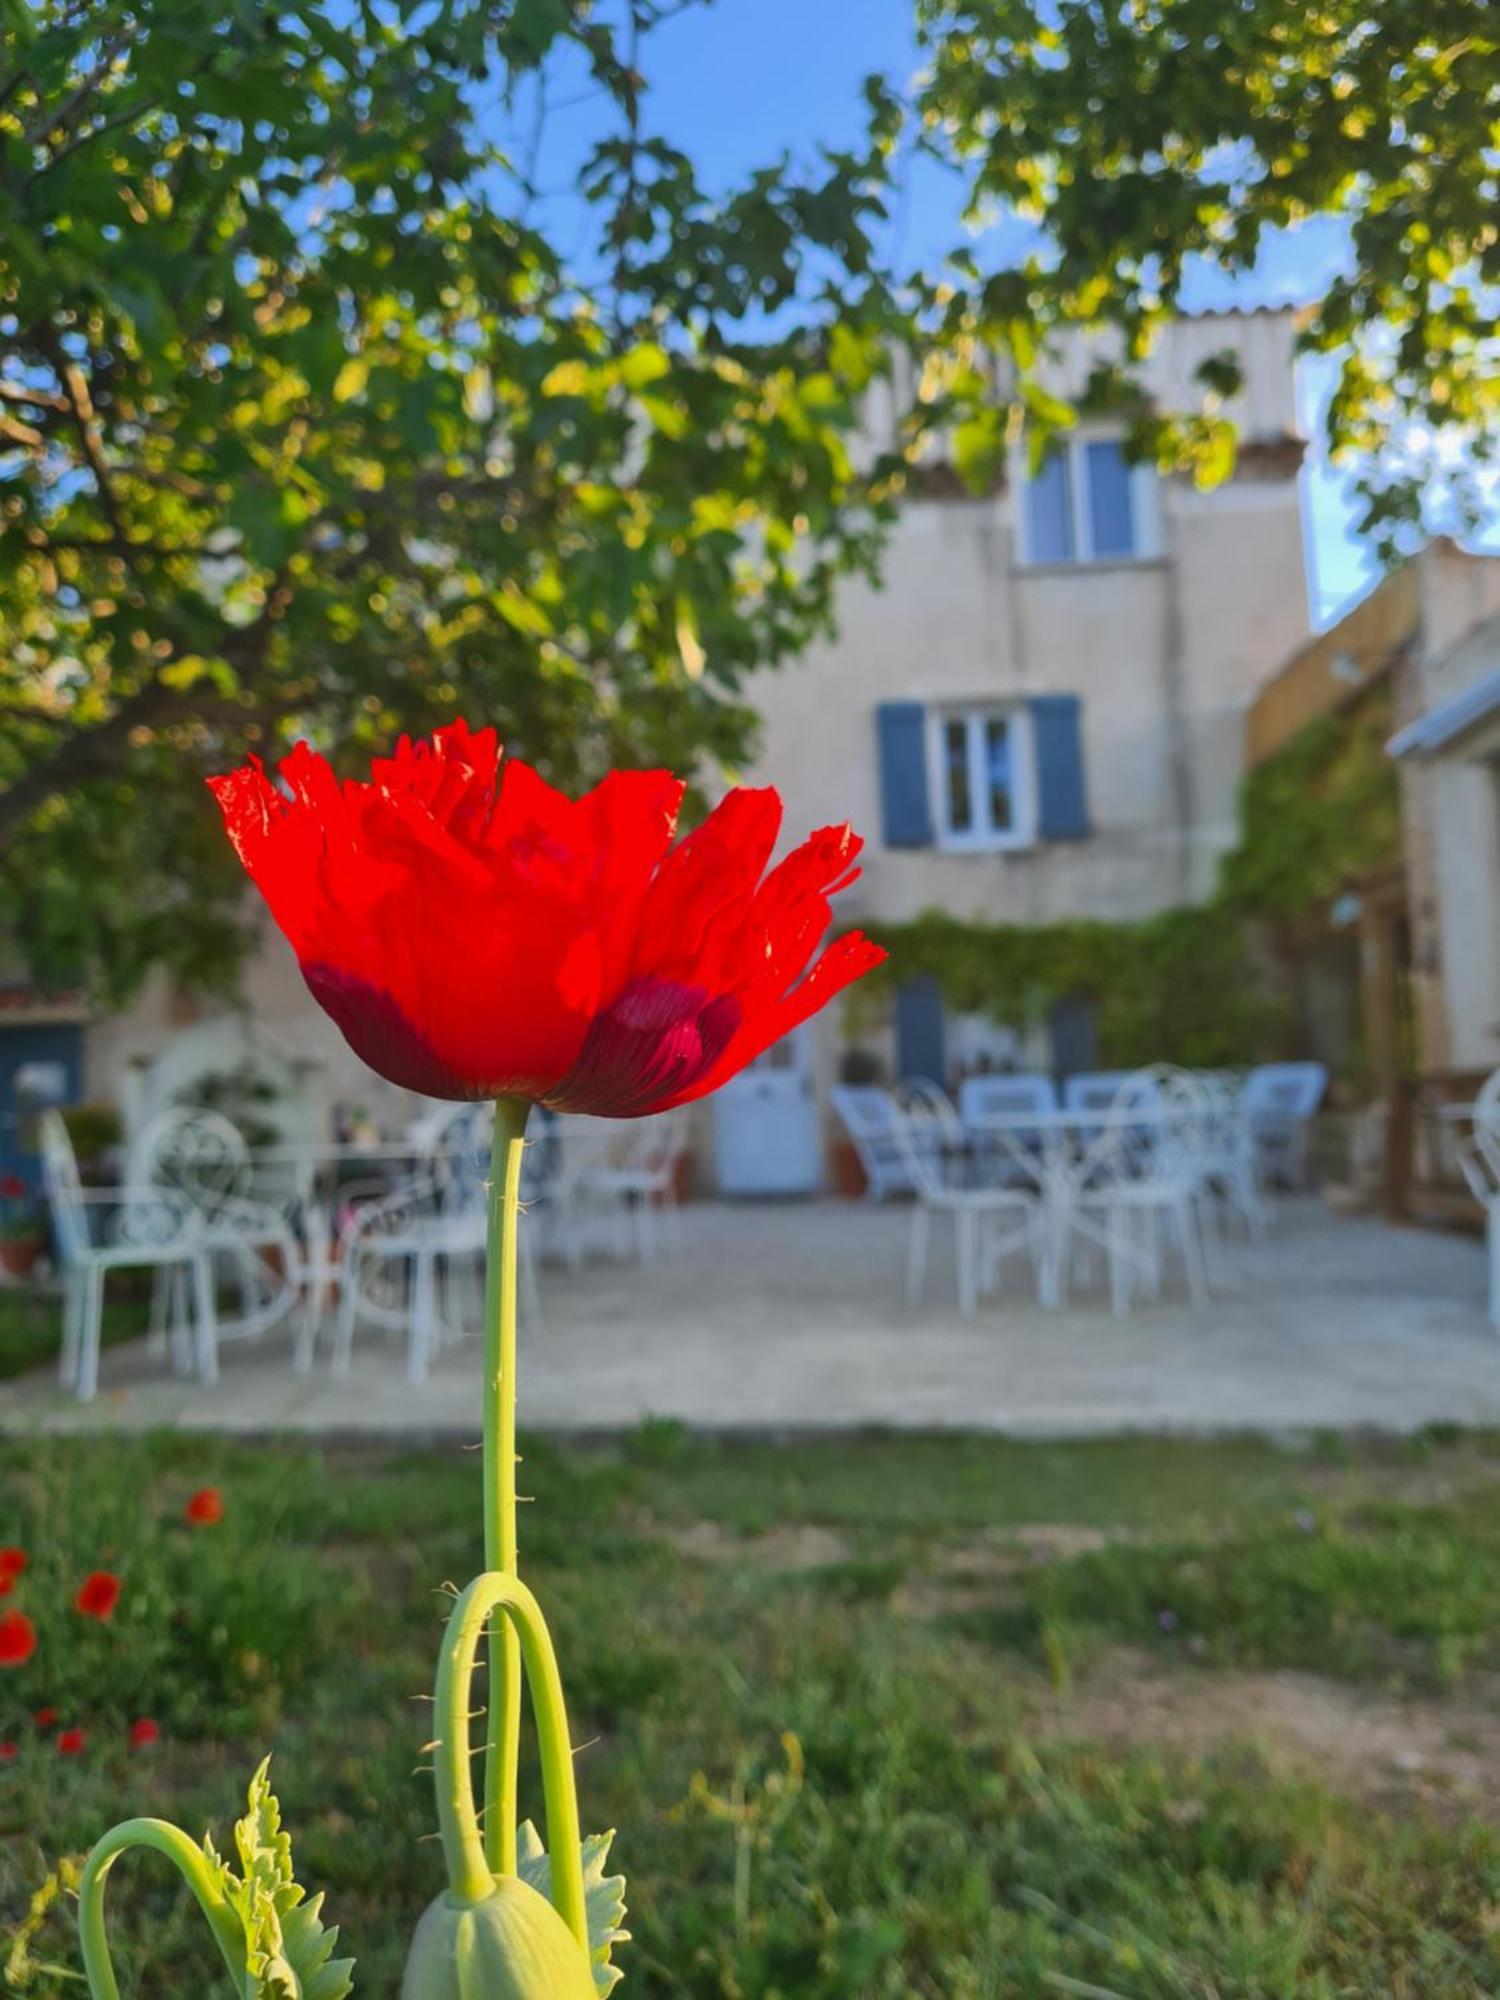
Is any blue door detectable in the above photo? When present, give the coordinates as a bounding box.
[0,1024,83,1193]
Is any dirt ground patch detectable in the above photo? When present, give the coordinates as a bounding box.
[1036,1647,1500,1820]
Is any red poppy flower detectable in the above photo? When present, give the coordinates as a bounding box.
[74,1572,121,1621]
[0,1741,16,1761]
[184,1486,224,1527]
[56,1727,85,1755]
[128,1717,160,1748]
[33,1707,57,1729]
[210,723,884,1117]
[0,1548,25,1581]
[0,1612,36,1667]
[0,1174,24,1200]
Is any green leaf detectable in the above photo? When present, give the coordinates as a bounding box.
[201,1760,356,2000]
[332,357,370,404]
[517,1824,629,1997]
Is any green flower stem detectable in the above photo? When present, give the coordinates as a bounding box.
[78,1819,244,2000]
[433,1570,590,1951]
[483,1095,529,1877]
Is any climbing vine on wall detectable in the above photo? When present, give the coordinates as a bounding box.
[1218,688,1402,916]
[867,683,1403,1069]
[865,905,1281,1069]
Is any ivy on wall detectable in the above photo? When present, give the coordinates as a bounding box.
[865,905,1281,1069]
[865,684,1403,1070]
[1219,689,1402,916]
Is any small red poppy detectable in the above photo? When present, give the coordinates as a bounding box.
[128,1717,160,1748]
[74,1572,122,1621]
[0,1611,36,1667]
[211,724,884,1116]
[0,1576,12,1599]
[0,1174,25,1200]
[0,1548,26,1580]
[184,1487,224,1526]
[56,1727,85,1755]
[33,1707,57,1729]
[0,1741,17,1761]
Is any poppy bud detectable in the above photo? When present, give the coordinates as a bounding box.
[400,1877,596,2000]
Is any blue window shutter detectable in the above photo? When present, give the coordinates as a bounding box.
[876,702,933,848]
[1049,994,1098,1084]
[896,976,946,1087]
[1032,694,1090,839]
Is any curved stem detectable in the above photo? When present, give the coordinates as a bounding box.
[433,1570,590,1953]
[78,1819,245,2000]
[483,1095,529,1876]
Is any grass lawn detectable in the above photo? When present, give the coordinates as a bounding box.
[0,1287,146,1384]
[5,1427,1500,1996]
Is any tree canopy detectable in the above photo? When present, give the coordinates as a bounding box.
[0,0,911,997]
[915,0,1499,543]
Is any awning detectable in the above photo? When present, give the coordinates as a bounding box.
[1387,663,1500,760]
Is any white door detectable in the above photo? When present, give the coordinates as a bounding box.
[712,1028,821,1194]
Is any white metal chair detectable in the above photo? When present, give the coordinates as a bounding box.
[330,1103,485,1382]
[896,1103,1043,1318]
[958,1073,1058,1187]
[1196,1069,1266,1240]
[1068,1068,1212,1315]
[41,1110,212,1402]
[1240,1062,1328,1189]
[1455,1068,1500,1329]
[131,1107,304,1367]
[574,1112,686,1267]
[830,1085,921,1201]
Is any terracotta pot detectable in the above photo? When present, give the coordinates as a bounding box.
[829,1138,867,1199]
[0,1236,42,1280]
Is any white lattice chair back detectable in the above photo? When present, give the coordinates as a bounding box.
[900,1078,965,1145]
[132,1107,252,1219]
[39,1109,88,1265]
[1121,1065,1213,1180]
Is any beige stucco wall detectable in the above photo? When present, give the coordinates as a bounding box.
[744,466,1309,928]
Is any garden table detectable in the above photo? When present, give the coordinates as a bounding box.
[964,1103,1239,1311]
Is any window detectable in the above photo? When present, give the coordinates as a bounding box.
[930,706,1035,850]
[1020,435,1155,566]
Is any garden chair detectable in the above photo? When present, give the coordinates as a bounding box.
[40,1109,213,1403]
[957,1072,1057,1187]
[330,1103,542,1381]
[1240,1062,1328,1190]
[130,1107,305,1367]
[1067,1067,1212,1315]
[573,1111,686,1267]
[829,1085,920,1201]
[1454,1067,1500,1329]
[894,1102,1043,1318]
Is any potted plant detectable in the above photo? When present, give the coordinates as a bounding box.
[0,1175,43,1280]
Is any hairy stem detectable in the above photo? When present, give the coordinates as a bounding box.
[434,1571,590,1952]
[78,1820,245,2000]
[483,1095,529,1875]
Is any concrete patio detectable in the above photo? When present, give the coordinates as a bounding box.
[3,1198,1498,1438]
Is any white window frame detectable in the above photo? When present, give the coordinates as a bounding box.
[1014,428,1161,568]
[928,703,1037,853]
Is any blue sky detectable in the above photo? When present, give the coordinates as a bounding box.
[514,0,1414,624]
